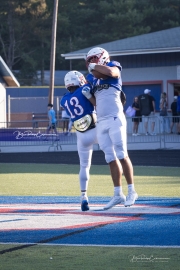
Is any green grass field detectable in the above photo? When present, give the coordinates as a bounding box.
[0,245,179,270]
[0,163,179,197]
[0,163,180,270]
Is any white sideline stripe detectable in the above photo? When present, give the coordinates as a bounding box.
[0,242,179,249]
[42,193,58,195]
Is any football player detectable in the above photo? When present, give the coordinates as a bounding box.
[60,71,97,211]
[83,47,138,209]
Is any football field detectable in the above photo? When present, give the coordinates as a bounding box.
[0,162,180,270]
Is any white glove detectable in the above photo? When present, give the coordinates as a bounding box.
[88,67,93,75]
[88,66,93,74]
[88,63,96,72]
[82,86,92,99]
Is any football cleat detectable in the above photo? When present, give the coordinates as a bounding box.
[81,199,89,211]
[104,194,126,210]
[124,192,138,207]
[81,196,89,211]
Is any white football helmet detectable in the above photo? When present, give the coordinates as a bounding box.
[86,47,110,66]
[64,71,86,90]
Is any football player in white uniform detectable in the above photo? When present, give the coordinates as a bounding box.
[83,47,138,209]
[61,71,97,211]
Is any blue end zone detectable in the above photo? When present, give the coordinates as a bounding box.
[0,196,179,247]
[0,196,179,204]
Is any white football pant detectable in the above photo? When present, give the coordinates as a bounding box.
[76,128,98,191]
[97,116,128,163]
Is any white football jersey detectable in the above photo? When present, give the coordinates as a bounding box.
[91,61,124,122]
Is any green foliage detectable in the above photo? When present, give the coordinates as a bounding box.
[0,0,180,84]
[0,0,50,84]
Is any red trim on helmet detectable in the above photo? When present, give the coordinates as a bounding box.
[86,52,103,67]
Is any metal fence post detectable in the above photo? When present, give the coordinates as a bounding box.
[8,95,11,128]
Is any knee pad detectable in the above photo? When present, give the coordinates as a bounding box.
[114,144,127,160]
[100,145,116,163]
[78,148,92,168]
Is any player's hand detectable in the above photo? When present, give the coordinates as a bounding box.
[88,65,93,74]
[82,86,92,99]
[88,63,96,72]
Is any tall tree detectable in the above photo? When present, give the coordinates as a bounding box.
[0,0,50,85]
[56,0,180,70]
[0,0,180,84]
[134,0,180,32]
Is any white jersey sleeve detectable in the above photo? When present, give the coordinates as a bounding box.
[93,61,124,122]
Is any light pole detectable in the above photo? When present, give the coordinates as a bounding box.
[48,0,59,105]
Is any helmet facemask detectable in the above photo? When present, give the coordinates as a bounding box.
[86,47,110,67]
[64,71,86,92]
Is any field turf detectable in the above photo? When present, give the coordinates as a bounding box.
[0,163,179,270]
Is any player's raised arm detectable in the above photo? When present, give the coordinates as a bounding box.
[89,63,120,79]
[82,85,96,106]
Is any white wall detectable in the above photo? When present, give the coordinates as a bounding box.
[0,83,6,127]
[122,65,177,93]
[122,65,179,109]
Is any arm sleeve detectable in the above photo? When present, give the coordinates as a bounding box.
[107,61,122,71]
